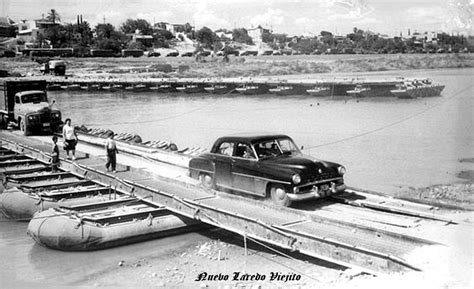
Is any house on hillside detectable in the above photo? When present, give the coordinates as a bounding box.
[127,29,153,46]
[16,18,59,44]
[154,22,193,36]
[247,25,271,49]
[216,31,233,40]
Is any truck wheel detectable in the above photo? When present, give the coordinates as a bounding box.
[19,119,31,136]
[270,184,292,207]
[199,173,214,189]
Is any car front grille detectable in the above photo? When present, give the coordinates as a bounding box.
[39,114,51,123]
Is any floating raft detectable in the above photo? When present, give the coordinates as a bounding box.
[27,198,200,251]
[0,185,126,220]
[45,77,445,97]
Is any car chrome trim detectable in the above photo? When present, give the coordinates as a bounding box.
[232,156,257,161]
[287,184,346,201]
[190,168,214,175]
[231,172,291,185]
[296,177,343,188]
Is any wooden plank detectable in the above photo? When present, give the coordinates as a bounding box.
[21,179,93,189]
[40,187,112,198]
[60,197,138,211]
[0,159,41,166]
[8,172,73,181]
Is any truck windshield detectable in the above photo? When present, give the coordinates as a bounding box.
[254,138,300,159]
[21,93,46,103]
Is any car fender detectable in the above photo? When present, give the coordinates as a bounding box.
[189,156,215,179]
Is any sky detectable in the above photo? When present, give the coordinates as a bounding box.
[1,0,473,36]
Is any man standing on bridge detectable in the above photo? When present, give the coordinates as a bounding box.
[105,131,118,173]
[62,118,78,160]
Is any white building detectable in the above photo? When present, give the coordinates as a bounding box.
[16,19,59,44]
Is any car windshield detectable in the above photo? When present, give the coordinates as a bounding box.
[253,138,300,159]
[21,93,46,103]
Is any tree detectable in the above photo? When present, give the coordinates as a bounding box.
[232,28,253,45]
[120,19,153,35]
[93,23,127,53]
[183,23,194,33]
[261,29,273,43]
[62,21,93,48]
[95,23,115,39]
[43,25,67,48]
[196,26,217,49]
[320,31,333,38]
[154,29,173,40]
[46,9,61,23]
[320,32,335,46]
[127,41,145,50]
[291,38,319,54]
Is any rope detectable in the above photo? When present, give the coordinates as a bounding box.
[304,84,473,150]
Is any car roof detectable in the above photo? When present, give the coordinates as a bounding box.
[217,134,291,144]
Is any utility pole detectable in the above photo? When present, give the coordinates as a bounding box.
[103,15,106,24]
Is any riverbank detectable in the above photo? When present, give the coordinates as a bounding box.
[1,53,473,80]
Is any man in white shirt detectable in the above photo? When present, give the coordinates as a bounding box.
[62,118,78,160]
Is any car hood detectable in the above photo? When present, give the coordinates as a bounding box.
[261,154,342,178]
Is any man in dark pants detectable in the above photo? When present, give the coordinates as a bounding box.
[51,135,60,172]
[105,131,118,173]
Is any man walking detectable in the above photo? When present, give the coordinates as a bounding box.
[105,131,118,173]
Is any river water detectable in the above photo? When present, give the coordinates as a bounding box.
[54,67,473,192]
[1,67,472,286]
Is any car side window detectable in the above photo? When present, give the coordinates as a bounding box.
[255,140,279,158]
[217,142,234,156]
[15,95,20,104]
[235,143,256,159]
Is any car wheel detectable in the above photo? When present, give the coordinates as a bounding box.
[270,184,292,207]
[20,119,31,136]
[199,173,214,189]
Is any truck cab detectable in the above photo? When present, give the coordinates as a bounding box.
[41,60,66,76]
[0,80,62,136]
[14,91,62,135]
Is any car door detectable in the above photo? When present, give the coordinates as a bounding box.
[231,142,263,196]
[213,141,234,189]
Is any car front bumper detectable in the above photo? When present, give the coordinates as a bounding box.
[287,183,346,201]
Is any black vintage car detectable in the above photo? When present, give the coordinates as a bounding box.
[189,134,346,206]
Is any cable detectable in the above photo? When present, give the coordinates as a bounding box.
[304,84,473,150]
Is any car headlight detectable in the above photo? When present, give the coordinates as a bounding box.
[28,116,34,121]
[292,174,301,185]
[338,166,346,175]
